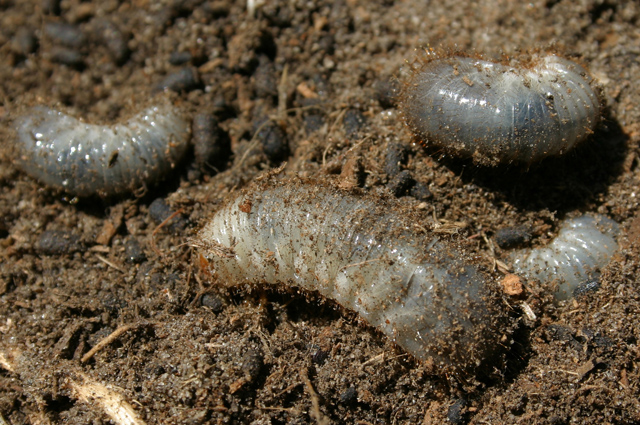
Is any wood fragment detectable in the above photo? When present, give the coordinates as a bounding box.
[81,322,153,363]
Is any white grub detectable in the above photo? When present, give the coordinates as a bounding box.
[513,215,619,300]
[197,177,509,374]
[14,101,190,197]
[400,50,601,165]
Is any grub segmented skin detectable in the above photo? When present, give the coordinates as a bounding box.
[14,102,190,197]
[399,51,601,165]
[197,178,508,373]
[512,215,619,300]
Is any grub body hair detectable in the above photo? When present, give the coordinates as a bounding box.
[198,178,508,373]
[14,102,190,197]
[399,51,601,165]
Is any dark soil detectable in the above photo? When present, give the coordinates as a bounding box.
[1,0,639,424]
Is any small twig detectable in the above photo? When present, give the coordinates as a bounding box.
[301,367,331,425]
[150,208,184,256]
[81,322,153,363]
[95,254,124,273]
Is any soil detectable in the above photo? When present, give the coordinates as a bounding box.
[1,0,639,424]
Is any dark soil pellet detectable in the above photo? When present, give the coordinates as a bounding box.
[339,387,358,405]
[124,238,146,264]
[447,399,468,424]
[494,225,532,249]
[169,51,192,65]
[242,348,264,381]
[41,0,61,15]
[90,18,130,64]
[311,348,329,365]
[253,55,278,98]
[12,28,37,55]
[148,198,187,233]
[37,230,82,255]
[387,170,415,197]
[44,22,86,48]
[256,122,289,162]
[48,46,84,67]
[373,78,398,109]
[200,293,224,313]
[193,113,230,171]
[384,142,409,176]
[573,279,601,297]
[410,182,432,201]
[304,114,325,135]
[343,109,366,138]
[154,67,201,93]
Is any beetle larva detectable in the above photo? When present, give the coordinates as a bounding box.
[14,102,190,197]
[399,50,601,165]
[197,177,508,374]
[513,215,619,301]
[512,214,619,301]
